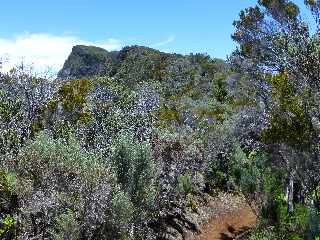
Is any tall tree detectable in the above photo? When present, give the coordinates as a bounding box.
[231,0,320,213]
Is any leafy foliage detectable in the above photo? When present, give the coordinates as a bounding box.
[232,0,320,238]
[0,34,295,239]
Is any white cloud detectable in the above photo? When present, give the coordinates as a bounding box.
[152,36,175,47]
[0,33,122,74]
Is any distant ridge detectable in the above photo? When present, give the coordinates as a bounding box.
[57,45,228,86]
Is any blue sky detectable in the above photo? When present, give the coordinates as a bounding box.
[0,1,262,71]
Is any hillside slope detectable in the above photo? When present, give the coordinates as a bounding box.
[0,44,264,240]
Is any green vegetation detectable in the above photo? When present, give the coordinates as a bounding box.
[4,3,320,237]
[230,0,320,238]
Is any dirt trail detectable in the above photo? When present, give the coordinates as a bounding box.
[192,206,257,240]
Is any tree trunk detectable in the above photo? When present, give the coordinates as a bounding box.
[287,173,294,214]
[314,190,320,211]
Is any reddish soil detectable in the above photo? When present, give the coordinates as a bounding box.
[192,206,257,240]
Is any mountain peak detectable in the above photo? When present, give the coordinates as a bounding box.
[57,45,119,79]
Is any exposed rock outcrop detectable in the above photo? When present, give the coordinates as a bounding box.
[57,45,119,79]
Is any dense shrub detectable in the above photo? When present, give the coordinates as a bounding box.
[177,172,194,196]
[0,170,18,239]
[112,134,157,239]
[250,203,318,240]
[111,134,157,215]
[4,36,317,239]
[0,133,119,239]
[49,209,80,240]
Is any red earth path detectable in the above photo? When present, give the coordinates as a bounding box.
[191,205,257,240]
